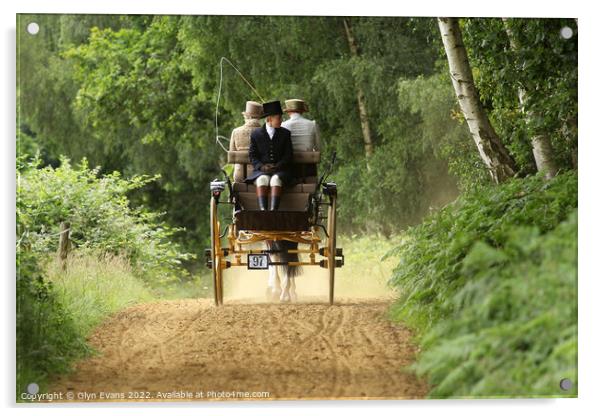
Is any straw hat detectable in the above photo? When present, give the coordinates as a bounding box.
[283,99,309,113]
[242,101,263,118]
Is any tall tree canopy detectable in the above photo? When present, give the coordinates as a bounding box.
[17,14,577,253]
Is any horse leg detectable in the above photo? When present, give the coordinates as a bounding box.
[267,266,282,301]
[265,241,275,300]
[266,264,276,301]
[272,266,281,301]
[263,239,278,300]
[289,276,297,302]
[268,264,276,289]
[279,267,291,302]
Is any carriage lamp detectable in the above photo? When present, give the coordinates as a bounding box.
[322,182,338,196]
[210,180,226,200]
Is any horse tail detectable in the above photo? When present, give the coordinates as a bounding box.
[267,240,302,278]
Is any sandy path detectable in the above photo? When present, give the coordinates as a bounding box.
[47,297,427,401]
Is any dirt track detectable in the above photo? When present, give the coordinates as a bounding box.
[48,297,427,401]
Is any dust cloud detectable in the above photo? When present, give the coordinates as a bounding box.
[223,240,398,303]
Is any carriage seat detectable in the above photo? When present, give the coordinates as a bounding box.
[227,150,320,212]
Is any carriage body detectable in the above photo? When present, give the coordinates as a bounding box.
[206,150,343,306]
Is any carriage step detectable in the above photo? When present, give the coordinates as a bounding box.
[319,247,343,257]
[204,248,231,269]
[319,258,344,268]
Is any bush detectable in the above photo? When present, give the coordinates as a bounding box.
[16,249,155,400]
[16,248,88,398]
[44,250,155,336]
[16,154,191,399]
[386,171,577,397]
[17,155,193,284]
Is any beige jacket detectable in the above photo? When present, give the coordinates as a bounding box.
[229,118,261,182]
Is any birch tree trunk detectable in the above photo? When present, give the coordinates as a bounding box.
[502,18,559,179]
[437,17,517,183]
[343,18,374,161]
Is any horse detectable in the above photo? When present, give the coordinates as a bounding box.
[265,240,301,302]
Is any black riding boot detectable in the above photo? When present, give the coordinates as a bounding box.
[256,185,268,211]
[269,186,282,211]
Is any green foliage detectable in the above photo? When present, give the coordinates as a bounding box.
[16,248,155,400]
[15,14,580,399]
[388,171,576,327]
[16,248,88,398]
[415,212,577,397]
[63,16,221,253]
[387,171,577,397]
[17,14,579,252]
[462,18,578,173]
[16,153,184,399]
[398,73,489,189]
[178,16,450,235]
[17,14,127,170]
[44,251,155,338]
[335,71,468,234]
[18,155,193,283]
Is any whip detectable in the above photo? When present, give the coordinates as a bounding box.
[214,57,265,152]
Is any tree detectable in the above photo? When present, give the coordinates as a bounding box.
[502,18,558,179]
[460,18,577,174]
[64,16,221,253]
[343,18,374,161]
[437,17,517,184]
[180,16,454,232]
[17,15,128,169]
[17,14,473,243]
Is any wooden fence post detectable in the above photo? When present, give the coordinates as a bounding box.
[58,221,71,270]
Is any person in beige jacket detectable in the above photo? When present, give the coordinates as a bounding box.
[229,101,263,182]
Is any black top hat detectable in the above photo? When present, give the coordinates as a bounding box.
[261,100,283,118]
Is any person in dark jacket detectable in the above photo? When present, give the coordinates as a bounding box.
[244,100,294,211]
[244,100,301,302]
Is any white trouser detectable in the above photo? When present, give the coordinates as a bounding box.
[255,174,282,187]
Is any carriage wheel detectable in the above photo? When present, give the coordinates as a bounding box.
[210,196,224,306]
[327,195,337,305]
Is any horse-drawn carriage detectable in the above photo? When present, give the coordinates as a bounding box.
[205,149,344,306]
